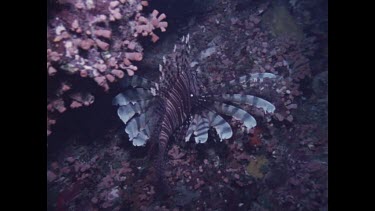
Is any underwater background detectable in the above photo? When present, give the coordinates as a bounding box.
[47,0,328,210]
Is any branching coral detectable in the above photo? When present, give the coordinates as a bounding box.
[132,9,168,42]
[47,0,168,136]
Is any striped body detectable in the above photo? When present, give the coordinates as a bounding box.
[113,34,279,186]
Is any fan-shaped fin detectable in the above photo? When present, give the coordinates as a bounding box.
[125,112,147,141]
[125,116,138,140]
[120,75,156,90]
[112,88,153,106]
[220,73,277,88]
[194,115,209,144]
[234,73,277,84]
[219,94,275,114]
[131,131,149,146]
[124,107,160,146]
[213,102,257,131]
[117,100,150,124]
[207,110,233,141]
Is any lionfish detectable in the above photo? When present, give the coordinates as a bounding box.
[112,34,278,187]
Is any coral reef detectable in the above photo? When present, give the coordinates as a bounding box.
[47,0,168,136]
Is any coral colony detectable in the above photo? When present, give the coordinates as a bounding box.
[47,0,327,210]
[47,0,167,136]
